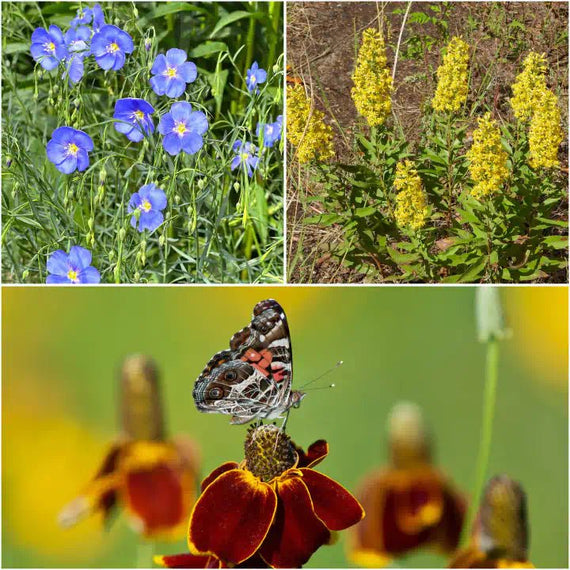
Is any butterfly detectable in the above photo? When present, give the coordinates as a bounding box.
[193,299,306,425]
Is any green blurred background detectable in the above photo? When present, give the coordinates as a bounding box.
[2,286,568,567]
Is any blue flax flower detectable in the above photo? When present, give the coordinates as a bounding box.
[70,6,93,27]
[158,102,208,156]
[63,26,91,85]
[91,25,133,71]
[46,127,94,174]
[113,98,155,142]
[231,141,259,177]
[128,184,167,232]
[92,4,105,34]
[257,115,283,148]
[246,61,267,93]
[47,246,100,284]
[30,25,66,70]
[150,48,197,98]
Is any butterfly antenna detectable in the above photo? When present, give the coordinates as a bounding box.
[298,360,344,391]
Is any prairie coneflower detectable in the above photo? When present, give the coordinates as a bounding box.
[351,28,393,127]
[286,84,334,163]
[393,160,430,231]
[156,424,364,568]
[449,475,534,568]
[347,402,466,567]
[467,113,509,200]
[58,355,200,540]
[432,37,470,113]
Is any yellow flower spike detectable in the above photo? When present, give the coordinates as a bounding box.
[466,113,509,200]
[286,84,334,163]
[510,52,548,122]
[351,28,393,127]
[393,160,429,231]
[432,36,470,113]
[528,87,563,170]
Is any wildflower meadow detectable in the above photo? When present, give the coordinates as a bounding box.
[287,2,568,283]
[2,2,284,283]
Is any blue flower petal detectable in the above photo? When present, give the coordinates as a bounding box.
[150,75,167,95]
[165,77,186,98]
[47,274,72,284]
[128,191,142,212]
[187,111,208,135]
[230,155,241,171]
[158,112,175,135]
[47,249,70,276]
[78,266,101,284]
[179,61,197,83]
[170,101,192,122]
[95,52,116,70]
[76,149,90,171]
[147,186,167,211]
[111,51,126,71]
[151,53,167,75]
[181,132,203,155]
[163,133,182,155]
[166,48,187,66]
[139,210,164,232]
[69,246,92,270]
[56,156,78,174]
[46,141,68,166]
[256,69,267,83]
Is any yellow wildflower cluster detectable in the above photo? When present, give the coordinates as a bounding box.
[510,52,548,122]
[286,84,334,163]
[351,28,393,127]
[466,113,509,200]
[432,36,470,113]
[528,87,563,169]
[393,160,429,231]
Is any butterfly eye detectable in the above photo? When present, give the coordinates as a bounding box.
[209,387,223,399]
[225,370,237,381]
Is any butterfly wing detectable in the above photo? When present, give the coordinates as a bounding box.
[193,299,294,423]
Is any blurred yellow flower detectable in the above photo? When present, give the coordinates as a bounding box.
[3,407,114,564]
[467,113,509,200]
[432,37,470,113]
[286,84,334,163]
[528,87,563,170]
[505,288,568,391]
[510,52,548,122]
[393,160,429,231]
[351,28,393,127]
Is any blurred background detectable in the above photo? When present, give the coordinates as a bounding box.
[2,286,568,567]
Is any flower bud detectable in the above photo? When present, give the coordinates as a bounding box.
[22,269,29,280]
[388,401,431,469]
[478,475,528,561]
[233,182,240,191]
[144,38,152,52]
[118,228,126,241]
[197,178,206,189]
[244,424,297,482]
[88,218,94,230]
[120,355,164,441]
[476,287,509,343]
[158,234,165,247]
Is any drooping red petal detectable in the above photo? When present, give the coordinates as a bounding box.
[200,462,240,493]
[125,461,192,537]
[296,440,329,468]
[429,483,466,553]
[300,468,364,530]
[154,553,222,568]
[259,475,331,568]
[188,470,277,565]
[95,443,123,520]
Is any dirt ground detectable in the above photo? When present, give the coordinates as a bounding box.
[286,2,569,283]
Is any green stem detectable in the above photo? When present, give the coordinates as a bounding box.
[461,338,500,545]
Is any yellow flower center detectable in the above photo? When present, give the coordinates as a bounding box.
[134,110,145,121]
[165,67,177,78]
[67,143,79,156]
[240,152,250,161]
[47,42,55,53]
[140,200,152,213]
[107,42,119,53]
[67,269,79,282]
[174,122,187,136]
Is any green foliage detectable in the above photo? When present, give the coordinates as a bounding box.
[2,2,284,283]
